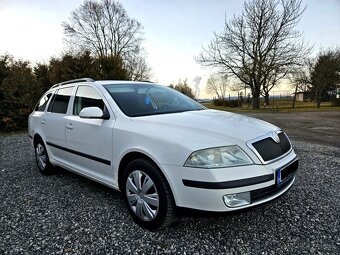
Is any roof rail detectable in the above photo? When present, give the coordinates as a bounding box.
[51,78,95,89]
[139,80,154,83]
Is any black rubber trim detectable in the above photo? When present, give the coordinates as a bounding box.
[182,174,274,189]
[46,142,111,165]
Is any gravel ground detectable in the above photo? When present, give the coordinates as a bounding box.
[0,133,339,254]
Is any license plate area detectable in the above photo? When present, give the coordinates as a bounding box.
[276,159,299,185]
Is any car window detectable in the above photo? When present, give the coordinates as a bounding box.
[35,93,52,112]
[104,83,205,117]
[47,87,74,114]
[73,85,106,115]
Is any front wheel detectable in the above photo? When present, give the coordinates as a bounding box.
[34,139,55,175]
[122,158,176,230]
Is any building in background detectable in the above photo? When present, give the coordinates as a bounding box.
[294,92,312,102]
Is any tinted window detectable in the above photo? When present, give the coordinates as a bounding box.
[104,83,205,117]
[48,87,74,114]
[35,93,52,111]
[73,86,106,115]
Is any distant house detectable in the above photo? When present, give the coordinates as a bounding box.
[294,91,312,102]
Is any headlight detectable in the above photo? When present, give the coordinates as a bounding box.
[184,146,253,168]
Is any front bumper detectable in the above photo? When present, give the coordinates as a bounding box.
[160,149,298,212]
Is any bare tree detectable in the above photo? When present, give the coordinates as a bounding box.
[260,66,288,105]
[62,0,151,80]
[125,53,152,81]
[170,79,195,99]
[290,68,309,108]
[206,74,221,99]
[206,73,229,100]
[196,0,310,109]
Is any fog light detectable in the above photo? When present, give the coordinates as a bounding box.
[223,192,251,208]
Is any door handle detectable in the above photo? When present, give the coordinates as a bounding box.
[41,119,46,125]
[66,123,74,130]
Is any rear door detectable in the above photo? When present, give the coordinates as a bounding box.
[64,85,115,184]
[44,86,74,161]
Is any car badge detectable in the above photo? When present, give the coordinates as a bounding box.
[271,131,280,143]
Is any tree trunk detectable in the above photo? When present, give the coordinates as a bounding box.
[252,97,260,109]
[292,85,298,109]
[316,98,321,108]
[252,85,261,109]
[264,92,270,106]
[252,92,260,109]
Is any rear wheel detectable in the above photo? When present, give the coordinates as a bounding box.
[122,158,176,230]
[34,139,55,175]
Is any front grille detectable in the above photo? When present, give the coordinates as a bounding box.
[252,132,291,162]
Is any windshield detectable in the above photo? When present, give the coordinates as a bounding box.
[104,83,206,117]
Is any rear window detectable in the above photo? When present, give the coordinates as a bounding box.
[47,87,74,114]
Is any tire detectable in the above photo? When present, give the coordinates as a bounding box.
[34,139,55,175]
[122,158,176,230]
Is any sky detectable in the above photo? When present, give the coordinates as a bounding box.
[0,0,339,98]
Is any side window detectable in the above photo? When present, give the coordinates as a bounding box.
[47,87,74,114]
[73,86,106,115]
[35,93,52,112]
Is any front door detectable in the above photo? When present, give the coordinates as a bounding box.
[65,85,115,185]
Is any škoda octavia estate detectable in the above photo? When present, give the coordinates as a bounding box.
[28,78,298,229]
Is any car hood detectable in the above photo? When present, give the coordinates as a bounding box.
[130,109,279,150]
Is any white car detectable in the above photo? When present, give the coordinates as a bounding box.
[28,78,298,229]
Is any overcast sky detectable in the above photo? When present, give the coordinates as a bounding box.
[0,0,339,97]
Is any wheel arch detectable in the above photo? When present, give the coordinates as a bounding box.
[117,151,174,201]
[118,152,153,190]
[33,133,43,146]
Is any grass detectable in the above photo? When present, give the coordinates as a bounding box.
[203,99,340,113]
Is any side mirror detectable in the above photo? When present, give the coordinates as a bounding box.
[79,107,109,119]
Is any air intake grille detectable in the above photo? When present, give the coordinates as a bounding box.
[252,132,291,162]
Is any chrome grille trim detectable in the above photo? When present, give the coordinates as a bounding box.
[246,130,292,164]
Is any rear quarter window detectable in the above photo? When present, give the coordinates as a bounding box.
[35,93,52,112]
